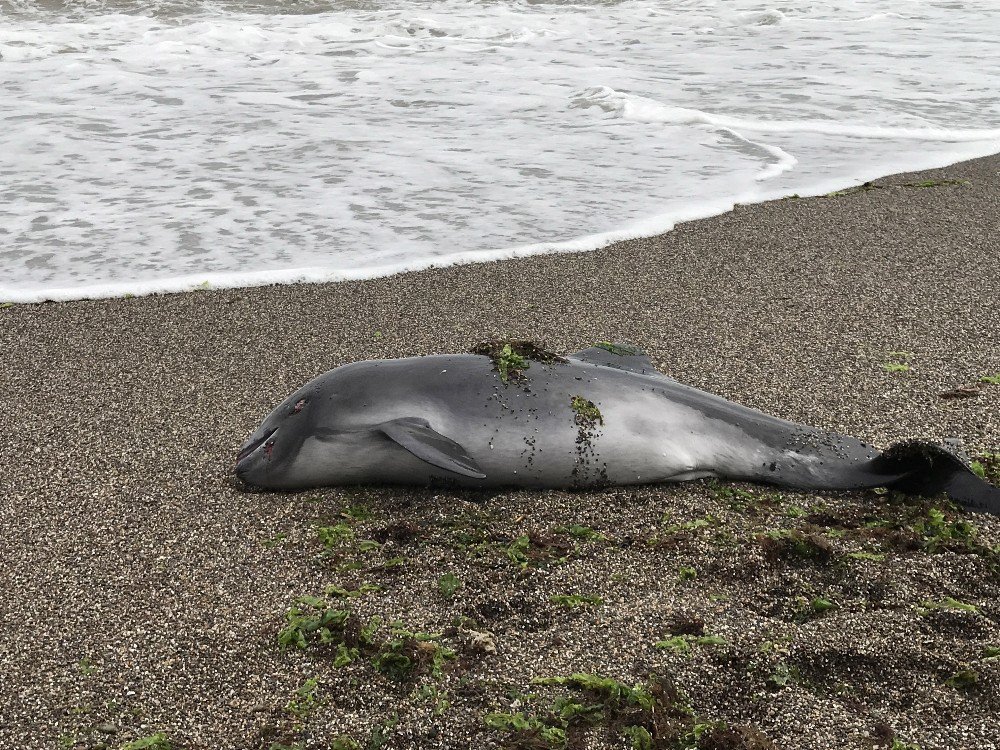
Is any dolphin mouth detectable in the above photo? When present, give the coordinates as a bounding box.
[236,428,277,466]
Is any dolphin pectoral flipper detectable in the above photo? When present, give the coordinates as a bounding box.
[569,344,671,378]
[377,417,487,479]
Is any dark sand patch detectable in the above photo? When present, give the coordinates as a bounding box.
[1,156,998,750]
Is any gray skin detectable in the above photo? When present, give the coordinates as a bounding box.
[236,346,1000,514]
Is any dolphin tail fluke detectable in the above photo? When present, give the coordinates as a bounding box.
[873,440,1000,515]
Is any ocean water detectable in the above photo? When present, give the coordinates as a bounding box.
[1,0,998,302]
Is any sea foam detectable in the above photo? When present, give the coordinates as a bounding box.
[1,0,998,302]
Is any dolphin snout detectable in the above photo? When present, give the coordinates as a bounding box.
[236,427,277,468]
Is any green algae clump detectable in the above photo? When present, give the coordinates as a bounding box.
[570,396,603,427]
[470,339,567,383]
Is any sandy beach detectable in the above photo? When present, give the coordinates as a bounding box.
[1,155,999,750]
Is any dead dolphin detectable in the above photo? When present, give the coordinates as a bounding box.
[235,343,999,514]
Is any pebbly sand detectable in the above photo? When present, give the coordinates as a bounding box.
[1,155,999,750]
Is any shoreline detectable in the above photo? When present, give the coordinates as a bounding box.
[5,146,1000,306]
[1,154,999,750]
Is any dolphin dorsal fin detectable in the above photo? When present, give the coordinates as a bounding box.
[569,342,671,378]
[378,417,487,479]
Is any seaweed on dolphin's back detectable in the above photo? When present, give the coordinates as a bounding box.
[469,338,567,365]
[593,341,645,357]
[470,339,568,383]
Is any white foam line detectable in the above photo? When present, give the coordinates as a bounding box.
[4,195,749,304]
[6,143,998,306]
[754,142,797,181]
[716,126,799,182]
[615,93,1000,142]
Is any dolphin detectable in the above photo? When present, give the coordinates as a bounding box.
[235,343,1000,514]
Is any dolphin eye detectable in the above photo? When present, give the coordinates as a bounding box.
[292,398,307,414]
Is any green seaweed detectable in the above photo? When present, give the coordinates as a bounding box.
[549,593,603,608]
[284,677,321,718]
[373,624,454,681]
[905,178,969,188]
[316,523,355,548]
[827,179,968,198]
[278,596,351,649]
[944,668,979,690]
[758,528,834,565]
[570,396,603,426]
[497,344,528,383]
[485,673,775,750]
[532,673,654,711]
[555,524,605,541]
[482,712,567,748]
[437,573,461,599]
[654,634,726,655]
[470,339,567,383]
[917,597,979,615]
[969,453,1000,484]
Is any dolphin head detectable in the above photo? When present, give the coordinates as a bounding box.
[235,383,319,489]
[236,361,403,490]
